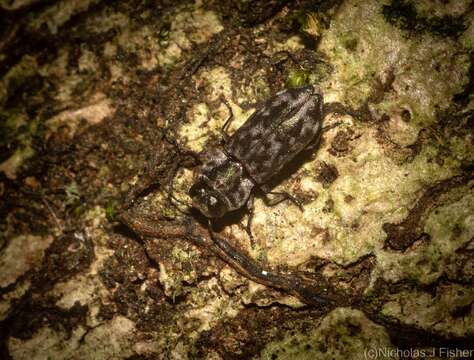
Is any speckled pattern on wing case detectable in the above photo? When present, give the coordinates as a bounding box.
[190,86,324,218]
[226,86,324,184]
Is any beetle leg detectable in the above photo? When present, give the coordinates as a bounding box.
[160,132,201,214]
[219,95,234,142]
[261,189,304,212]
[163,132,201,166]
[165,161,193,216]
[207,218,219,242]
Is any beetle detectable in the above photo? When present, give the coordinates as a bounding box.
[120,85,333,303]
[188,85,324,241]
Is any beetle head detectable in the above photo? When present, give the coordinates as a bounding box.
[189,181,229,218]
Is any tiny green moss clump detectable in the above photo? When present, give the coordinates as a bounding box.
[105,201,117,221]
[287,70,312,88]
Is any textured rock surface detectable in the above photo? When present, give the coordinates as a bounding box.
[0,0,472,358]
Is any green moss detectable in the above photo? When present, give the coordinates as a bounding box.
[105,201,117,221]
[286,65,331,89]
[255,250,268,264]
[287,70,312,88]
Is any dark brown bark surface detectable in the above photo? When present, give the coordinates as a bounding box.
[0,0,473,358]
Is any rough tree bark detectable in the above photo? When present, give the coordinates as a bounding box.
[0,0,473,359]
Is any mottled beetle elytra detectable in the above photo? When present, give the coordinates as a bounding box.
[189,85,324,239]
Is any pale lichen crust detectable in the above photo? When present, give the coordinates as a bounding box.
[1,0,472,358]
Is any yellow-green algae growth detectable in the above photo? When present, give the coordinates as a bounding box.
[259,308,394,360]
[1,0,472,358]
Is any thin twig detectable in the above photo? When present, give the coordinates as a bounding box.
[41,196,63,232]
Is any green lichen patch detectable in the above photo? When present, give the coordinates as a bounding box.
[382,283,474,338]
[0,55,40,176]
[0,55,38,107]
[182,277,242,333]
[377,182,474,285]
[318,0,470,127]
[259,308,393,360]
[286,69,313,88]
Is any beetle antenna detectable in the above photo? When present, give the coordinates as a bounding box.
[163,131,201,165]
